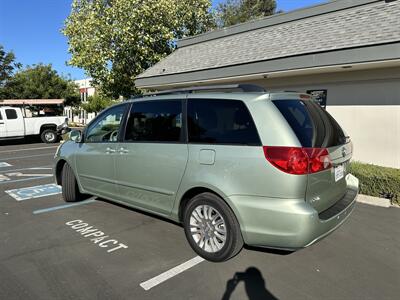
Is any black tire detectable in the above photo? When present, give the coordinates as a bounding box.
[61,163,85,202]
[183,192,244,262]
[41,129,58,143]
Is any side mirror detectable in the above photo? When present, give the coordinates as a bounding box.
[70,130,83,143]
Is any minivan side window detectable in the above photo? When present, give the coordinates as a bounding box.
[124,100,182,142]
[5,109,18,120]
[188,99,261,145]
[85,104,127,143]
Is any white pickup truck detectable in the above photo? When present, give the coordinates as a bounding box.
[0,106,68,143]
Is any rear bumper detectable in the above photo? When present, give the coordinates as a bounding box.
[227,174,359,250]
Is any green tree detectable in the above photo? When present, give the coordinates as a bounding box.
[63,0,214,99]
[0,45,21,98]
[216,0,277,28]
[81,94,117,113]
[1,64,80,105]
[0,45,21,86]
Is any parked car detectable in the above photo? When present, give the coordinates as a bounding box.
[0,106,68,143]
[54,84,359,262]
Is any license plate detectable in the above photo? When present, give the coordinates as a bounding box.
[334,164,344,182]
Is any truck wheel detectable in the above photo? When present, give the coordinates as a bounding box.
[61,163,85,202]
[183,192,244,262]
[41,129,58,143]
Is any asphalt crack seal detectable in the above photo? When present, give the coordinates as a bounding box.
[66,220,128,253]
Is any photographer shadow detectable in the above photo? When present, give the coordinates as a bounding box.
[222,267,277,300]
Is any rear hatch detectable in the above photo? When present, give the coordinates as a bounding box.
[273,96,352,213]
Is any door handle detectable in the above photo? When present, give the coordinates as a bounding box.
[106,147,116,154]
[119,147,129,154]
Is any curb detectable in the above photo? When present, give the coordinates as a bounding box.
[356,194,393,208]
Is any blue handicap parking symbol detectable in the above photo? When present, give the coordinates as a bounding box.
[6,184,62,201]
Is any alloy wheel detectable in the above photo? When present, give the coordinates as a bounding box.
[189,205,227,253]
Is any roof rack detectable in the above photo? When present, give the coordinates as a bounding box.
[142,84,266,97]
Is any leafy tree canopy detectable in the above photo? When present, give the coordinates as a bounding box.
[0,44,21,88]
[81,94,117,113]
[63,0,214,99]
[1,64,80,106]
[215,0,277,28]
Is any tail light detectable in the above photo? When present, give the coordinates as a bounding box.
[263,146,332,175]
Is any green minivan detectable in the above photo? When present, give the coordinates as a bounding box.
[54,85,358,262]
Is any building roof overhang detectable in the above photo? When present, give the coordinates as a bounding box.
[0,99,65,105]
[135,42,400,89]
[136,0,400,90]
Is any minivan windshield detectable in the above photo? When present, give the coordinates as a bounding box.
[273,99,346,148]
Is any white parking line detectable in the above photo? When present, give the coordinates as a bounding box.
[6,172,52,177]
[5,153,55,160]
[0,176,54,185]
[140,256,205,291]
[33,198,96,214]
[0,146,58,153]
[0,166,52,174]
[0,162,12,168]
[0,167,54,184]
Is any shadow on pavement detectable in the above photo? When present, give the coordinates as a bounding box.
[98,198,180,227]
[0,136,40,146]
[222,267,278,300]
[244,245,294,256]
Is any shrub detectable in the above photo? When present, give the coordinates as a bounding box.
[349,161,400,205]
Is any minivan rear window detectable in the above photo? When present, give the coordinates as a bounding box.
[273,100,346,148]
[188,99,261,145]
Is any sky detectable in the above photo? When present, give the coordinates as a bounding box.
[0,0,327,80]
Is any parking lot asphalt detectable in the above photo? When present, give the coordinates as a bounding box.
[0,141,399,300]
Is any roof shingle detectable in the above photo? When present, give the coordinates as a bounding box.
[138,0,400,79]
